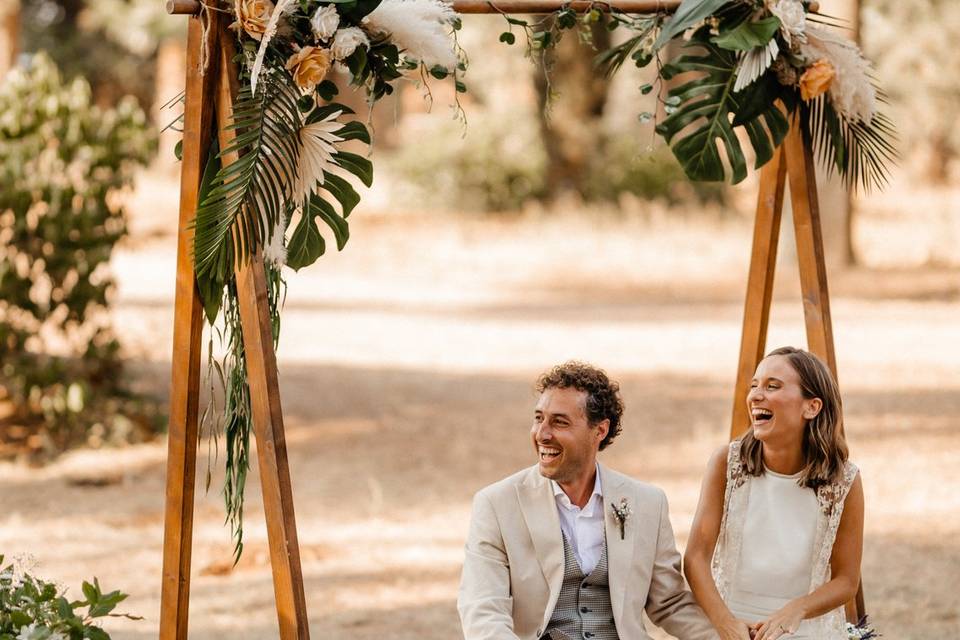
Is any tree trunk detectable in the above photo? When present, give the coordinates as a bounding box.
[0,0,18,78]
[533,19,612,201]
[817,0,860,267]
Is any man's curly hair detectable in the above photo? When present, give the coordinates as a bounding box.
[535,361,624,451]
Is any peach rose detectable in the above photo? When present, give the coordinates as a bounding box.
[232,0,274,41]
[799,59,835,101]
[285,46,331,92]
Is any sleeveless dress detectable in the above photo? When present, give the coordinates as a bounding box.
[712,441,859,639]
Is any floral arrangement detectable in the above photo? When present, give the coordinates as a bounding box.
[846,616,880,639]
[641,0,895,188]
[500,0,896,190]
[189,0,465,560]
[0,555,139,640]
[610,497,632,540]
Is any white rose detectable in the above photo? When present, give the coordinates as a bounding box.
[330,27,369,61]
[770,0,806,45]
[310,5,340,42]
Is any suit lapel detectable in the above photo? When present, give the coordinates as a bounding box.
[517,467,564,624]
[601,464,632,626]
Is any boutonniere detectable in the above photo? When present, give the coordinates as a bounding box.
[610,497,632,540]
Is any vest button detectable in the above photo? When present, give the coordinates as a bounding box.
[581,582,589,589]
[580,607,590,614]
[584,633,595,639]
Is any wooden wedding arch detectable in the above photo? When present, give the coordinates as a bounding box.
[159,1,865,637]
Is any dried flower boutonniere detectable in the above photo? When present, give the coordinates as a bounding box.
[610,497,632,540]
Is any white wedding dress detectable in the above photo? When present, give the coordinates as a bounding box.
[712,441,859,639]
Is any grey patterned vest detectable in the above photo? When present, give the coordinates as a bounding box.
[542,534,619,640]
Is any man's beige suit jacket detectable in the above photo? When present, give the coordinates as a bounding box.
[458,463,718,640]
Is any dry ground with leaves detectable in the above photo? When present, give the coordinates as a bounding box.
[1,174,958,639]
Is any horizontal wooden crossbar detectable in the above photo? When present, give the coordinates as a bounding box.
[167,0,682,16]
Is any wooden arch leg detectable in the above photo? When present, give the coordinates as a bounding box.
[160,18,309,639]
[730,113,866,623]
[783,115,837,375]
[783,115,866,623]
[159,14,221,640]
[214,38,311,640]
[729,145,788,440]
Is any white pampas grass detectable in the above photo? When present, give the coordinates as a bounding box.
[362,0,458,70]
[293,110,345,202]
[250,0,296,95]
[735,38,779,92]
[802,26,876,124]
[263,212,289,266]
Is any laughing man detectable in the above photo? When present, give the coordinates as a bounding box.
[458,361,717,640]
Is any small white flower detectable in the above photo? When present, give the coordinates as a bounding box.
[770,0,806,45]
[310,5,340,42]
[16,623,39,640]
[330,27,369,61]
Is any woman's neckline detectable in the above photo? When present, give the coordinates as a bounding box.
[763,465,803,480]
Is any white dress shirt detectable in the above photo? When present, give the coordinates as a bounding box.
[551,464,605,575]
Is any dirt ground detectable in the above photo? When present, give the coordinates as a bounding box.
[1,174,958,639]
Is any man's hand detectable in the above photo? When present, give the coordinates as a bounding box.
[714,616,754,640]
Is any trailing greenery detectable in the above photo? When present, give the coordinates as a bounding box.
[0,53,161,458]
[0,555,140,640]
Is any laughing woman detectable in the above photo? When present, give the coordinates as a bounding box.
[684,347,864,640]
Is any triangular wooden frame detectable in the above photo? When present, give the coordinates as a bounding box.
[159,13,309,640]
[159,3,865,638]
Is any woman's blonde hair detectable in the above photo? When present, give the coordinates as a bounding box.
[739,346,848,488]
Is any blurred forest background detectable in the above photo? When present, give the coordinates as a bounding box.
[1,1,959,638]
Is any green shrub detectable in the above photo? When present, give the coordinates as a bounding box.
[0,53,160,457]
[583,140,728,206]
[0,555,138,639]
[384,110,548,213]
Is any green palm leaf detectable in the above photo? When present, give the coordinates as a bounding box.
[656,33,790,183]
[803,93,898,192]
[192,62,302,286]
[654,0,733,51]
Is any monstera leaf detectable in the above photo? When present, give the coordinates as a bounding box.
[656,33,791,183]
[285,107,371,272]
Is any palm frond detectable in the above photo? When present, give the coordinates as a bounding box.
[192,60,302,286]
[804,93,898,192]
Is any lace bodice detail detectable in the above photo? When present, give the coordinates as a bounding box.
[711,441,859,638]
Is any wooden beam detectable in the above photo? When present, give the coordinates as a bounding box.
[782,112,865,624]
[729,145,787,440]
[215,36,311,640]
[783,114,837,376]
[159,13,221,640]
[453,0,680,12]
[169,0,681,14]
